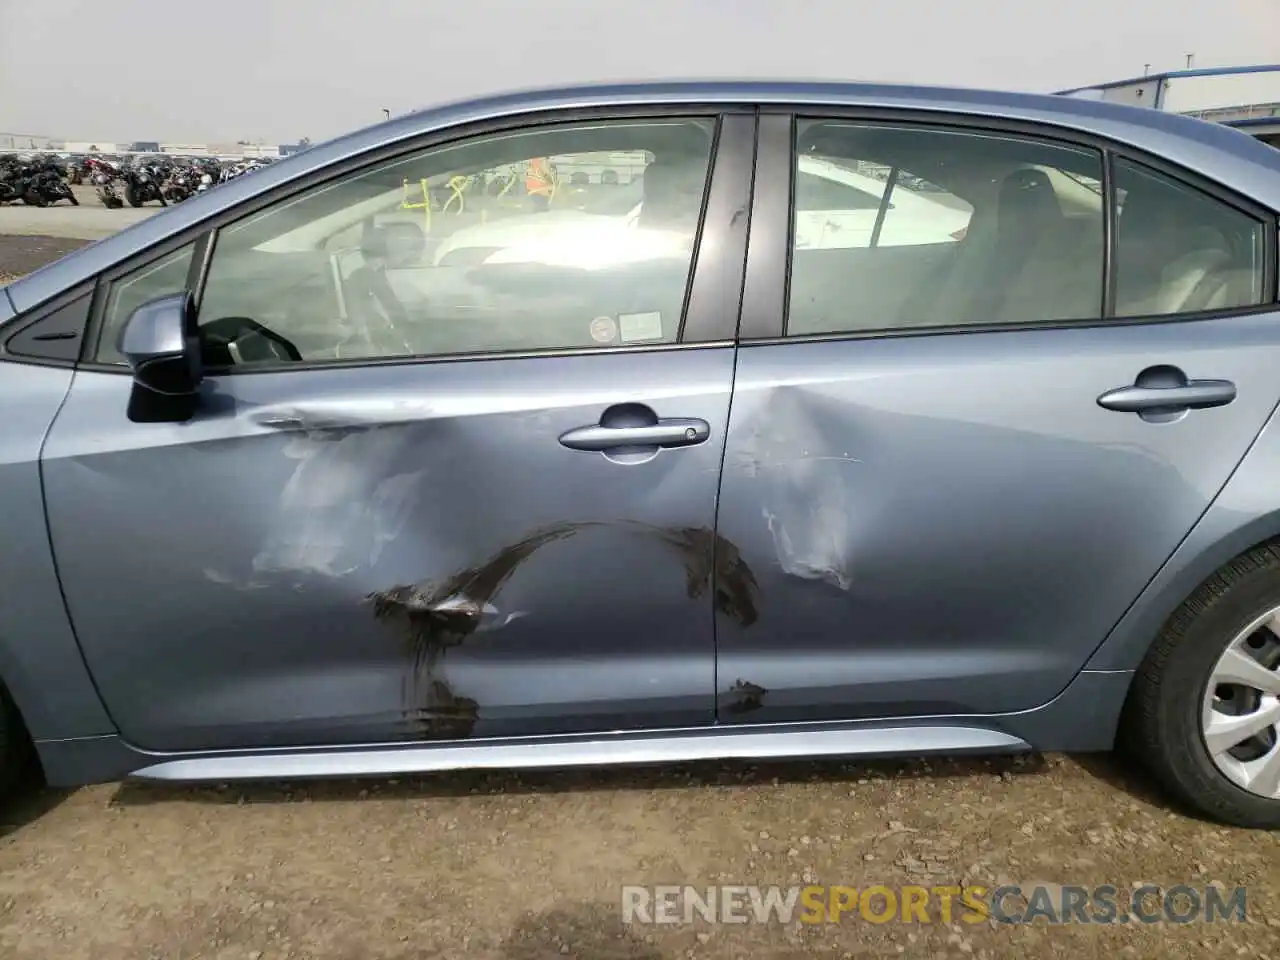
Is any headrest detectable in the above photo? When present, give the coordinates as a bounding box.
[996,168,1062,234]
[639,156,705,229]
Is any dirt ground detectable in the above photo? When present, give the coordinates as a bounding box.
[2,227,1279,960]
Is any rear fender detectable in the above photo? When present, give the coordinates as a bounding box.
[1086,405,1280,672]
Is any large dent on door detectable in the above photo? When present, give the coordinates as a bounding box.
[252,422,424,579]
[204,403,761,739]
[44,345,748,749]
[728,386,862,591]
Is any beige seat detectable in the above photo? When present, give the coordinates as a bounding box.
[1114,185,1247,317]
[995,211,1105,324]
[897,167,1074,327]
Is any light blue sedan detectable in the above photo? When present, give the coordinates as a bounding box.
[2,80,1280,827]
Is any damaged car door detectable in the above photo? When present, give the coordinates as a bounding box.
[716,114,1280,724]
[40,112,755,752]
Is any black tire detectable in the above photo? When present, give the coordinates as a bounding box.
[0,683,28,799]
[21,191,47,207]
[125,183,143,208]
[1125,543,1280,827]
[67,191,79,206]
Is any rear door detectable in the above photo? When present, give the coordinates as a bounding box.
[41,111,755,752]
[715,112,1280,723]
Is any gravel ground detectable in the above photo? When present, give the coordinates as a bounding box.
[0,234,94,283]
[2,228,1279,960]
[0,185,157,244]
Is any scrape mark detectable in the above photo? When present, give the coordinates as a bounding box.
[724,678,767,715]
[401,681,480,740]
[368,522,591,738]
[625,522,760,627]
[733,387,860,591]
[368,520,761,737]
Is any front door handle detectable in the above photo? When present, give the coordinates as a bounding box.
[559,418,710,452]
[1097,365,1236,422]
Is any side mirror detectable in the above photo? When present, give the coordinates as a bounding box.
[119,292,203,423]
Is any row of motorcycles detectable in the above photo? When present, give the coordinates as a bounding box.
[0,153,276,208]
[0,155,78,206]
[74,156,275,208]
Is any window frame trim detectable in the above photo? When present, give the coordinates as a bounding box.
[2,282,95,369]
[743,105,1279,343]
[80,103,757,374]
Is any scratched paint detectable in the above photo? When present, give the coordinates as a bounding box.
[231,416,424,580]
[731,388,862,591]
[368,520,761,735]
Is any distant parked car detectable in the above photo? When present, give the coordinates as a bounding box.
[430,154,971,269]
[2,81,1280,828]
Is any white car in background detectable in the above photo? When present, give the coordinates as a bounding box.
[432,156,972,269]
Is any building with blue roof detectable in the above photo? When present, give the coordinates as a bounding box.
[1057,64,1280,146]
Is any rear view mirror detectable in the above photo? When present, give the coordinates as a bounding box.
[119,292,203,423]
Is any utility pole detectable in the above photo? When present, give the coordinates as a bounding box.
[1185,53,1195,69]
[1143,63,1151,76]
[382,108,391,121]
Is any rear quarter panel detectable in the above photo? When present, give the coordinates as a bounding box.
[1087,398,1280,673]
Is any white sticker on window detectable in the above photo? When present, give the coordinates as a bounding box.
[589,316,618,344]
[618,311,664,343]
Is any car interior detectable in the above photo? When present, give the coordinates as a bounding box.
[103,119,1265,368]
[189,121,716,365]
[1112,164,1264,317]
[787,123,1262,336]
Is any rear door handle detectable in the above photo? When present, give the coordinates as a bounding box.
[559,418,709,452]
[1097,381,1237,413]
[1098,365,1236,422]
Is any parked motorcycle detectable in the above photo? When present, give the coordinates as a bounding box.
[28,165,78,206]
[81,157,122,208]
[161,164,197,203]
[122,160,168,207]
[0,154,78,206]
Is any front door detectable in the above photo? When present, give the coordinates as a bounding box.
[715,114,1280,723]
[42,112,753,752]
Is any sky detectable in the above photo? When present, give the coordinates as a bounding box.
[1,0,1277,144]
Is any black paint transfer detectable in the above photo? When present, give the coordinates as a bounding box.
[724,678,768,715]
[368,520,761,736]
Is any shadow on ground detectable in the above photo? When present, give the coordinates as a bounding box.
[1071,749,1206,819]
[0,782,71,840]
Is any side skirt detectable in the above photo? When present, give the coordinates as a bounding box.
[33,669,1133,787]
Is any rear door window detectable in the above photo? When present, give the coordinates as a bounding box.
[787,120,1104,336]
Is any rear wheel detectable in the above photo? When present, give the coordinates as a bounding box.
[0,684,29,799]
[1126,544,1280,827]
